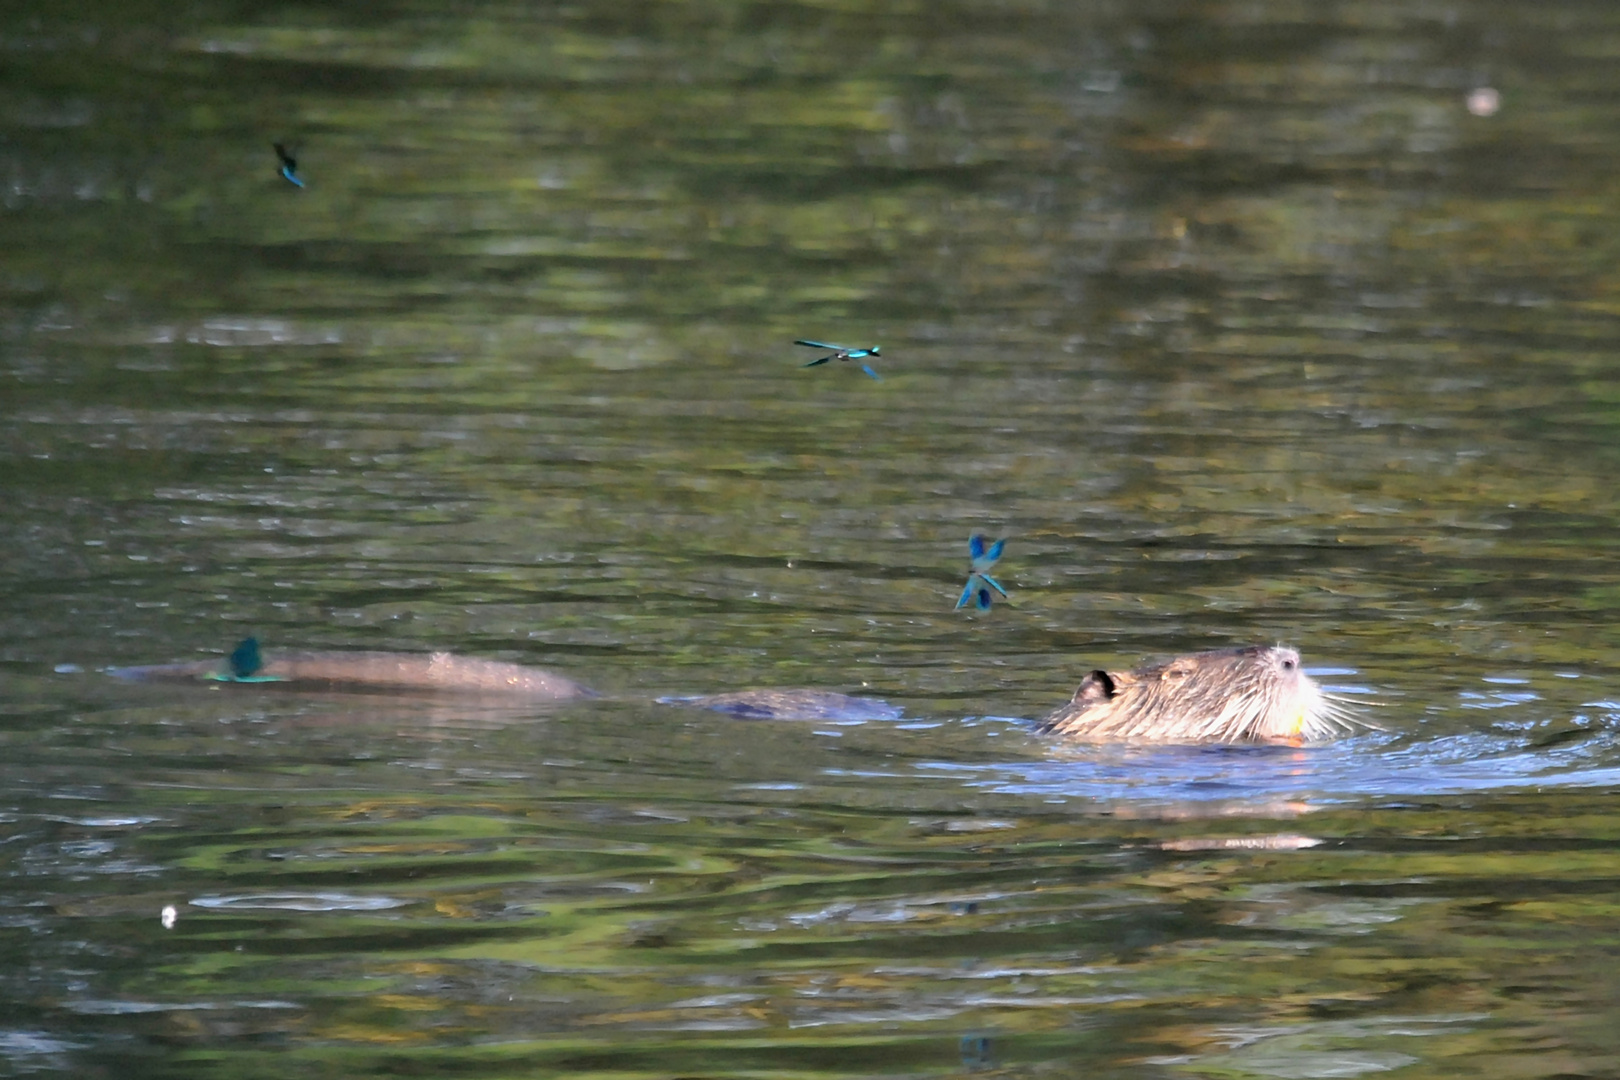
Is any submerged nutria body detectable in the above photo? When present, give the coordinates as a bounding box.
[107,640,893,722]
[1037,645,1360,744]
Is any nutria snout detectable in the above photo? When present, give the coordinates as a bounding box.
[1036,645,1363,743]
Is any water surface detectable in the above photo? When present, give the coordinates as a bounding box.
[6,0,1620,1076]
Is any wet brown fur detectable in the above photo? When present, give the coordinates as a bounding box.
[1036,645,1362,744]
[111,650,595,700]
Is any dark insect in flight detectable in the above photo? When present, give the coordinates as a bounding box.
[273,143,304,188]
[795,339,882,381]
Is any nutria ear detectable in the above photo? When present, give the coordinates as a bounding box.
[1073,670,1117,703]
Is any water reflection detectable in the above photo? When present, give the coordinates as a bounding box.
[6,684,1620,1076]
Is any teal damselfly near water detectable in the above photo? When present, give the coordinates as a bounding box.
[203,637,286,682]
[273,143,304,187]
[956,534,1009,611]
[795,340,882,380]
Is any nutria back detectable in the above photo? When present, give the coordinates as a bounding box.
[1037,645,1361,743]
[109,649,596,700]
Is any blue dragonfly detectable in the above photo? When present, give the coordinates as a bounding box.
[202,637,286,683]
[955,534,1009,611]
[795,339,882,381]
[273,143,304,188]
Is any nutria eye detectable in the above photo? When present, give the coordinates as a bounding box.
[1281,658,1296,671]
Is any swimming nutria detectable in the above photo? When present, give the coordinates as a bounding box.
[1036,645,1363,744]
[110,640,1360,738]
[107,638,895,722]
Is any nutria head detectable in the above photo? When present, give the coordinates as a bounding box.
[1037,645,1363,743]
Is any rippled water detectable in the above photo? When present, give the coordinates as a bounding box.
[6,0,1620,1076]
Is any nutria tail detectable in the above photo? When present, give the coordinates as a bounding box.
[660,689,902,722]
[108,641,595,700]
[1036,645,1365,744]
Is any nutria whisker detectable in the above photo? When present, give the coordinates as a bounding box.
[1318,693,1380,737]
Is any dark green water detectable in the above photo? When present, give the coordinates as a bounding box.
[7,0,1620,1076]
